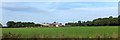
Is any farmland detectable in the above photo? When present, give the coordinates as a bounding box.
[2,26,118,38]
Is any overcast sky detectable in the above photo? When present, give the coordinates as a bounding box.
[0,0,120,25]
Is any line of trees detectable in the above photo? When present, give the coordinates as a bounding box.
[6,21,42,28]
[5,16,120,28]
[65,16,120,26]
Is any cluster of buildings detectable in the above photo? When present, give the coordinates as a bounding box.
[41,22,63,27]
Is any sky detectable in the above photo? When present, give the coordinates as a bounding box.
[0,0,120,26]
[1,0,120,2]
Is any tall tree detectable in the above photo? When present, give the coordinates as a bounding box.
[0,23,2,27]
[118,15,120,25]
[7,21,15,28]
[78,21,82,26]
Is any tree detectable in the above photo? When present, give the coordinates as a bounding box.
[86,21,93,26]
[118,15,120,25]
[35,24,42,27]
[7,21,15,28]
[109,16,113,18]
[0,23,2,27]
[118,15,120,18]
[15,22,24,27]
[82,21,87,26]
[78,21,82,26]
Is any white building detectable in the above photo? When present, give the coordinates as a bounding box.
[41,22,63,27]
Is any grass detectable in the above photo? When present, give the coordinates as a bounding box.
[2,26,118,38]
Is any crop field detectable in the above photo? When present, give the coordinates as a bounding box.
[2,26,118,38]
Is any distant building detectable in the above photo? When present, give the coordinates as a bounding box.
[41,23,50,27]
[41,22,63,27]
[49,22,62,27]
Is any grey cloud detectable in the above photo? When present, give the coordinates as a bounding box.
[2,5,49,13]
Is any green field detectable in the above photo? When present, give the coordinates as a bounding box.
[2,26,118,38]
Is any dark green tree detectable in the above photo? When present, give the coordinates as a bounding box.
[0,23,2,27]
[15,22,24,27]
[78,21,82,26]
[7,21,15,28]
[86,21,93,26]
[118,15,120,25]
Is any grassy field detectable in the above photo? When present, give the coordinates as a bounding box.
[2,26,118,38]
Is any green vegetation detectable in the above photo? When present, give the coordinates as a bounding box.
[1,16,119,39]
[2,26,118,38]
[5,16,120,28]
[65,16,120,26]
